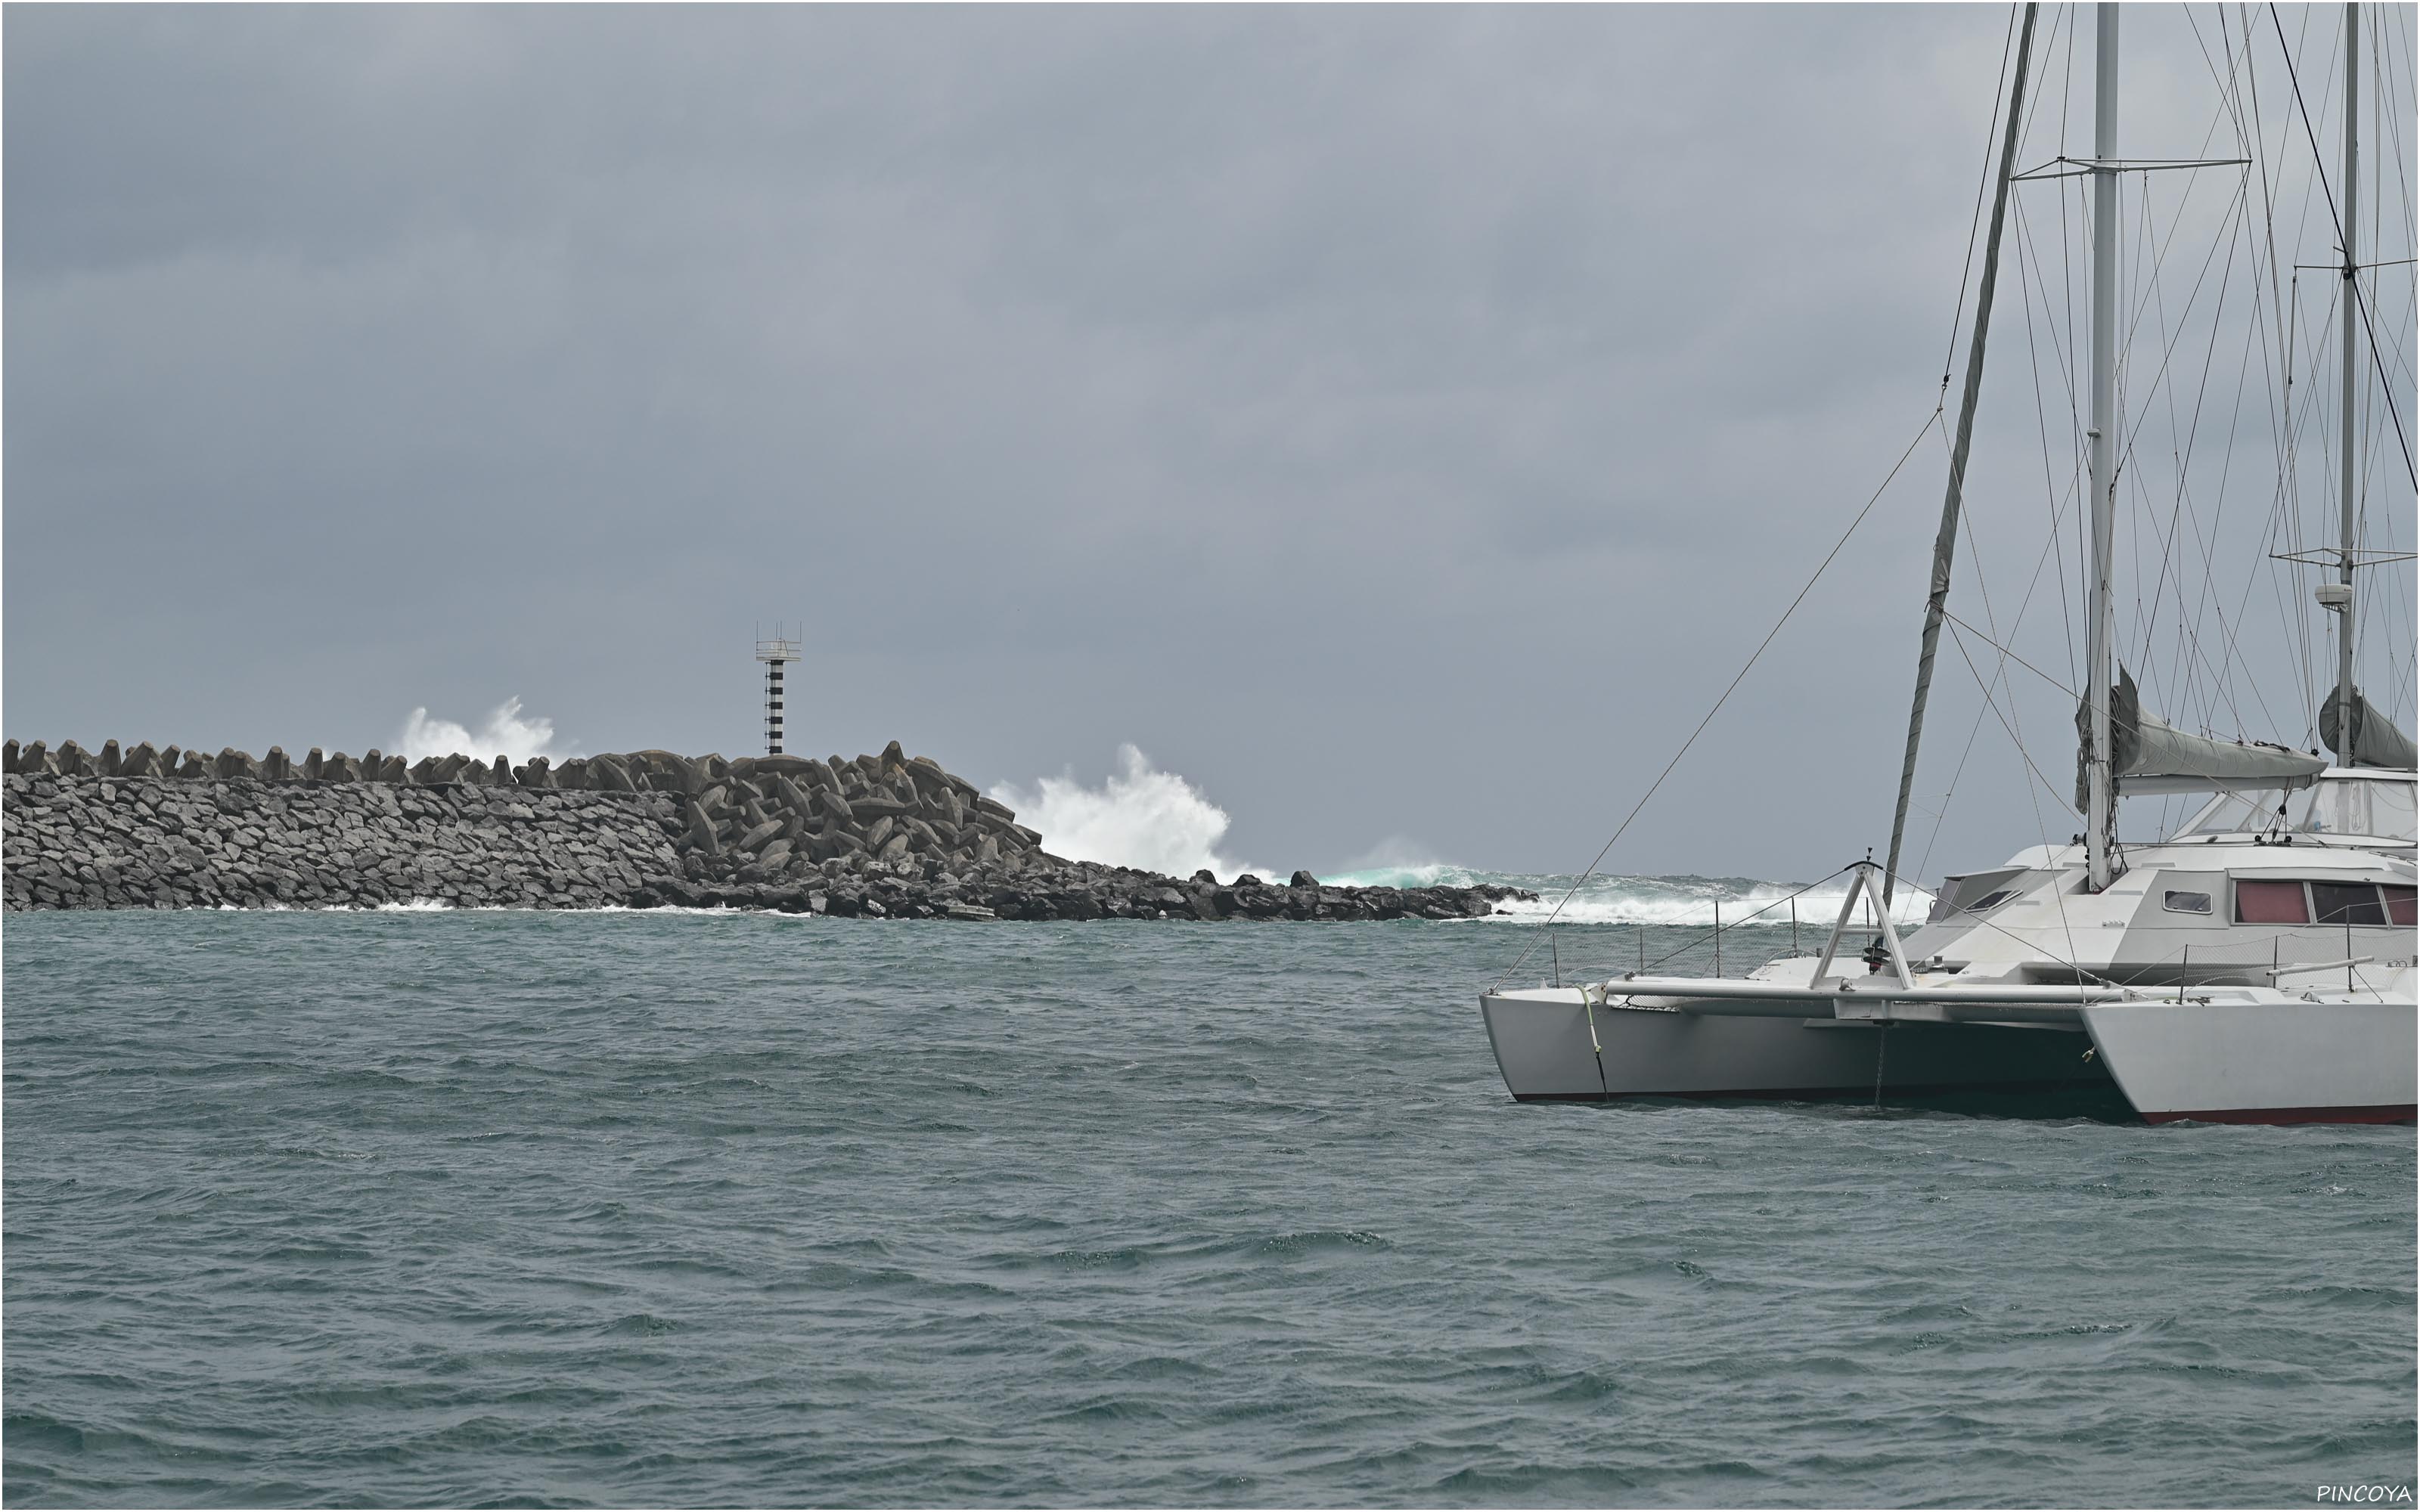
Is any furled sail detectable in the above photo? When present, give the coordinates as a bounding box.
[2075,668,2327,807]
[2319,687,2419,770]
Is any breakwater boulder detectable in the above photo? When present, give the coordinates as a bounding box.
[2,739,1534,920]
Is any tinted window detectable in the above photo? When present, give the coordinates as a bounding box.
[1963,890,2014,913]
[2162,891,2213,915]
[1928,869,2024,922]
[2385,887,2417,927]
[2235,880,2308,924]
[2311,882,2387,927]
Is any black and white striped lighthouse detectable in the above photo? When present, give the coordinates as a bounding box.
[754,626,800,755]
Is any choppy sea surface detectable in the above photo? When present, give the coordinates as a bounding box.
[6,900,2413,1507]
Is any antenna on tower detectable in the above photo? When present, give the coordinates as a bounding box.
[754,623,801,755]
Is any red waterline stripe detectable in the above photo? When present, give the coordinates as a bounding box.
[2139,1105,2416,1126]
[1512,1078,2100,1105]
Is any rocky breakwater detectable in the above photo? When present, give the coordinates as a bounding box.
[2,736,1532,921]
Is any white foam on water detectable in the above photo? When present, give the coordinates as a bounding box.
[1322,862,1934,927]
[1482,875,1933,928]
[1324,835,1456,890]
[990,744,1267,882]
[398,698,561,764]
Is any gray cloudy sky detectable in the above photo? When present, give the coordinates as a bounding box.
[8,5,2412,880]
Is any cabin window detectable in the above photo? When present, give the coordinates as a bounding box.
[1927,870,2025,922]
[2234,879,2309,924]
[2161,890,2213,916]
[2385,887,2418,927]
[2311,882,2388,927]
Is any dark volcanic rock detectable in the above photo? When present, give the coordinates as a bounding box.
[2,737,1537,921]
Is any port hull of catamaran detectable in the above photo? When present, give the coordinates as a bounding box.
[1480,988,2111,1103]
[1480,987,2416,1124]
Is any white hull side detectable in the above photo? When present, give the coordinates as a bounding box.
[1480,988,2105,1102]
[2080,999,2418,1124]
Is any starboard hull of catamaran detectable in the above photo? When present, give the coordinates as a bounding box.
[1481,986,2418,1124]
[2079,999,2418,1124]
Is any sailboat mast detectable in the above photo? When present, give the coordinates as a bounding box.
[2085,2,2121,891]
[2334,2,2360,751]
[1882,4,2038,909]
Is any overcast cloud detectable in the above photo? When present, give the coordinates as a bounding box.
[8,5,2411,880]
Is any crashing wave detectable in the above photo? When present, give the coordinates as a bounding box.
[399,698,561,764]
[990,744,1266,881]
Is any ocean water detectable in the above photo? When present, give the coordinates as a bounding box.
[5,904,2412,1507]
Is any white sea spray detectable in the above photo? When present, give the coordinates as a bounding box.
[991,744,1267,881]
[398,698,562,764]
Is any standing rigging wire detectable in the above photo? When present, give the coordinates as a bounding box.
[2205,8,2276,540]
[2170,299,2297,744]
[1942,617,2081,797]
[2173,193,2282,738]
[2184,14,2313,748]
[2127,170,2259,734]
[2258,2,2420,741]
[1941,5,2028,396]
[1937,615,2093,986]
[1919,455,2088,888]
[2279,277,2342,737]
[1939,4,2407,872]
[2262,2,2340,737]
[2151,10,2405,748]
[2384,8,2420,384]
[1884,0,2039,909]
[2285,7,2420,724]
[2269,2,2418,488]
[2049,5,2090,702]
[2238,84,2413,745]
[2011,188,2090,692]
[1925,30,2080,868]
[2359,8,2418,717]
[2348,11,2412,716]
[1913,33,2088,889]
[2108,68,2270,469]
[1493,7,2414,1000]
[1496,7,2062,989]
[1488,405,1947,991]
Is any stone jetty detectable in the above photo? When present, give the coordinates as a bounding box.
[2,738,1531,920]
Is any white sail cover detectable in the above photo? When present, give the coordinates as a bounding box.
[2319,686,2420,770]
[2077,668,2327,806]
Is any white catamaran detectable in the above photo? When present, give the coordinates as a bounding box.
[1482,2,2417,1124]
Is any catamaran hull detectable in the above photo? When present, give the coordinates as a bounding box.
[1482,987,2418,1123]
[1479,987,2105,1102]
[2079,999,2417,1124]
